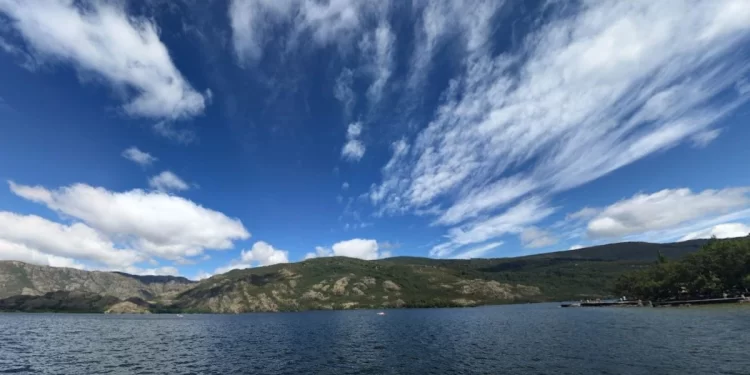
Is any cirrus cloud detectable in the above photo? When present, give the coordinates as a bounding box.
[369,0,750,256]
[0,0,208,120]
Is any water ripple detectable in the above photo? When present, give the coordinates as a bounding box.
[1,305,750,374]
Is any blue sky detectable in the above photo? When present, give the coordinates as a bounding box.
[1,0,749,279]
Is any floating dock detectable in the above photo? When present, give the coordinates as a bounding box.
[561,301,640,308]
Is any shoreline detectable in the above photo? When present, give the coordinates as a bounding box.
[561,297,750,308]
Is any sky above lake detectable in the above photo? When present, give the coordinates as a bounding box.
[1,0,749,279]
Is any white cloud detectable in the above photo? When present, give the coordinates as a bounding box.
[305,238,389,261]
[0,238,87,269]
[122,147,157,167]
[435,176,536,225]
[229,0,296,64]
[0,212,141,267]
[149,171,190,192]
[153,121,197,144]
[587,187,750,238]
[342,182,350,190]
[679,223,750,241]
[642,208,750,243]
[240,241,289,266]
[453,242,503,259]
[566,207,600,222]
[568,245,584,250]
[214,241,289,274]
[342,140,365,161]
[347,122,362,138]
[9,181,250,260]
[372,0,750,253]
[194,270,212,280]
[520,227,558,249]
[122,265,180,277]
[229,0,388,64]
[408,0,498,90]
[360,21,395,106]
[304,246,332,260]
[341,122,366,161]
[0,0,207,120]
[691,129,722,148]
[431,197,555,258]
[334,68,356,117]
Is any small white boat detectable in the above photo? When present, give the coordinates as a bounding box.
[377,312,386,316]
[176,314,184,318]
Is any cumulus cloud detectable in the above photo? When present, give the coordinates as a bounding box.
[0,211,141,267]
[342,182,350,190]
[304,238,390,260]
[453,242,503,259]
[370,0,750,255]
[122,147,157,167]
[149,171,190,192]
[9,181,250,260]
[0,0,207,120]
[214,241,289,274]
[679,223,750,241]
[0,238,87,269]
[520,227,558,249]
[341,122,366,161]
[587,187,750,238]
[568,245,584,251]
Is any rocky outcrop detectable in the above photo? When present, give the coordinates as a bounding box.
[382,280,401,291]
[332,277,350,295]
[105,301,151,314]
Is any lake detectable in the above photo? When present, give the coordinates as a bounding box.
[1,303,749,374]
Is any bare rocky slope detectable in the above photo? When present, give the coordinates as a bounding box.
[0,261,195,300]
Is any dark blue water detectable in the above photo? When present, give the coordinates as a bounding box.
[1,303,749,374]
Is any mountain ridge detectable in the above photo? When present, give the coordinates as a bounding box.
[0,261,195,300]
[0,238,726,313]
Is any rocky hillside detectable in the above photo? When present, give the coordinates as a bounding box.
[0,239,727,313]
[167,257,541,313]
[0,261,195,300]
